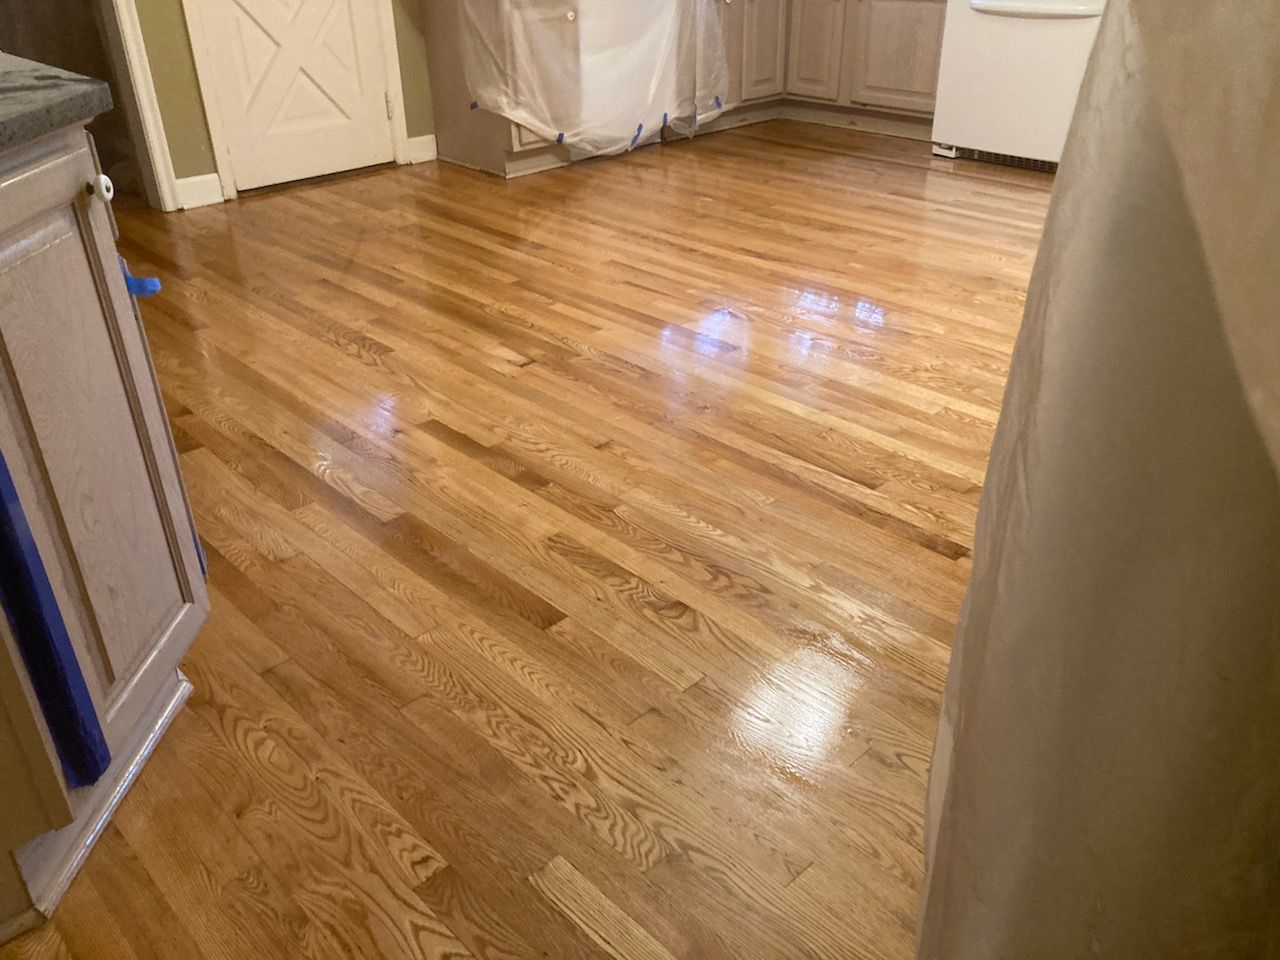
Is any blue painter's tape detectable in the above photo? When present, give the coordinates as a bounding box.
[190,516,207,579]
[0,452,110,787]
[630,122,644,148]
[714,95,723,109]
[556,132,565,144]
[119,257,160,298]
[662,112,669,127]
[124,274,161,297]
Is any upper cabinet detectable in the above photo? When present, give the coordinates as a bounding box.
[717,0,745,107]
[741,0,788,101]
[843,0,946,113]
[787,0,847,101]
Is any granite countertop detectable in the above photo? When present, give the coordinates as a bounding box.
[0,53,112,152]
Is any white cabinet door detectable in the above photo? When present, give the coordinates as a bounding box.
[787,0,847,101]
[742,0,787,101]
[0,133,208,756]
[845,0,946,113]
[718,0,745,107]
[193,0,395,189]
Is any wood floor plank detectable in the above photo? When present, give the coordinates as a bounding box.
[0,122,1051,960]
[528,857,679,960]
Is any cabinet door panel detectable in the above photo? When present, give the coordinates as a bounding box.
[787,0,846,101]
[718,0,745,107]
[0,134,207,755]
[847,0,945,113]
[742,0,787,100]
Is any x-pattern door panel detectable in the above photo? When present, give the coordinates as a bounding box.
[202,0,394,189]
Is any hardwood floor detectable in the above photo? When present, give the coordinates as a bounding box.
[0,120,1051,960]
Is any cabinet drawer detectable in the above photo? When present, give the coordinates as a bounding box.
[0,132,207,760]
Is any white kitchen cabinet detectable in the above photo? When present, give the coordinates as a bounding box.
[741,0,788,101]
[717,0,745,107]
[0,58,208,941]
[843,0,946,113]
[787,0,847,101]
[0,135,206,761]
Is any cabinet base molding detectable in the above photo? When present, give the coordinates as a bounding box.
[693,99,933,143]
[11,671,193,929]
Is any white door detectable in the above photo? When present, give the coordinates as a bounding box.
[196,0,395,190]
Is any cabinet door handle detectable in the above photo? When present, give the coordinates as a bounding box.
[970,0,1104,17]
[86,173,115,202]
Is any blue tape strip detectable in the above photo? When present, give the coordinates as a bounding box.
[630,122,644,148]
[662,112,669,127]
[714,95,723,109]
[190,517,207,579]
[120,257,160,298]
[0,452,110,788]
[124,274,161,297]
[556,132,565,144]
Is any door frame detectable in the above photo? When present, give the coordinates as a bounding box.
[101,0,427,208]
[96,0,180,210]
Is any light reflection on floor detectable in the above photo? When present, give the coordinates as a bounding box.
[730,646,869,785]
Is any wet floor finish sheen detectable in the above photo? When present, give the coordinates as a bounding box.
[1,121,1051,960]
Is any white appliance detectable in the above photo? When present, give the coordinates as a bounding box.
[932,0,1106,167]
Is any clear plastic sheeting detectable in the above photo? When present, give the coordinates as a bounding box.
[455,0,729,155]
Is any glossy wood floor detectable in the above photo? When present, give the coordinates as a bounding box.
[1,121,1051,960]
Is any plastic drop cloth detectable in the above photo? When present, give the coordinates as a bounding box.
[918,0,1280,956]
[455,0,729,154]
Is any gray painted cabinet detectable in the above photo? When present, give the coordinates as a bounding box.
[775,0,945,114]
[717,0,745,106]
[741,0,788,101]
[0,122,208,940]
[787,0,847,101]
[842,0,946,113]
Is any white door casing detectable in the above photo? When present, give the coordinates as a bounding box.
[193,0,396,190]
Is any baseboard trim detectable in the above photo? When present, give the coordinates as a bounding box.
[175,173,225,209]
[17,672,194,918]
[777,101,933,142]
[403,134,438,164]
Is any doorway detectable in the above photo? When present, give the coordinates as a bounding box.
[183,0,401,191]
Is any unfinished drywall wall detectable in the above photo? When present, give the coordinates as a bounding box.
[917,1,1280,956]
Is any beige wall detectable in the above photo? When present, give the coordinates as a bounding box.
[394,0,435,139]
[134,0,217,179]
[134,0,434,182]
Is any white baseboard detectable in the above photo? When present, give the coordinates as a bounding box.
[175,172,225,209]
[16,671,194,919]
[402,134,438,164]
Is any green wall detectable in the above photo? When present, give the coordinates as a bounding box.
[134,0,217,179]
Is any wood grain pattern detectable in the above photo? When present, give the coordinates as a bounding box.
[529,857,679,960]
[0,121,1051,959]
